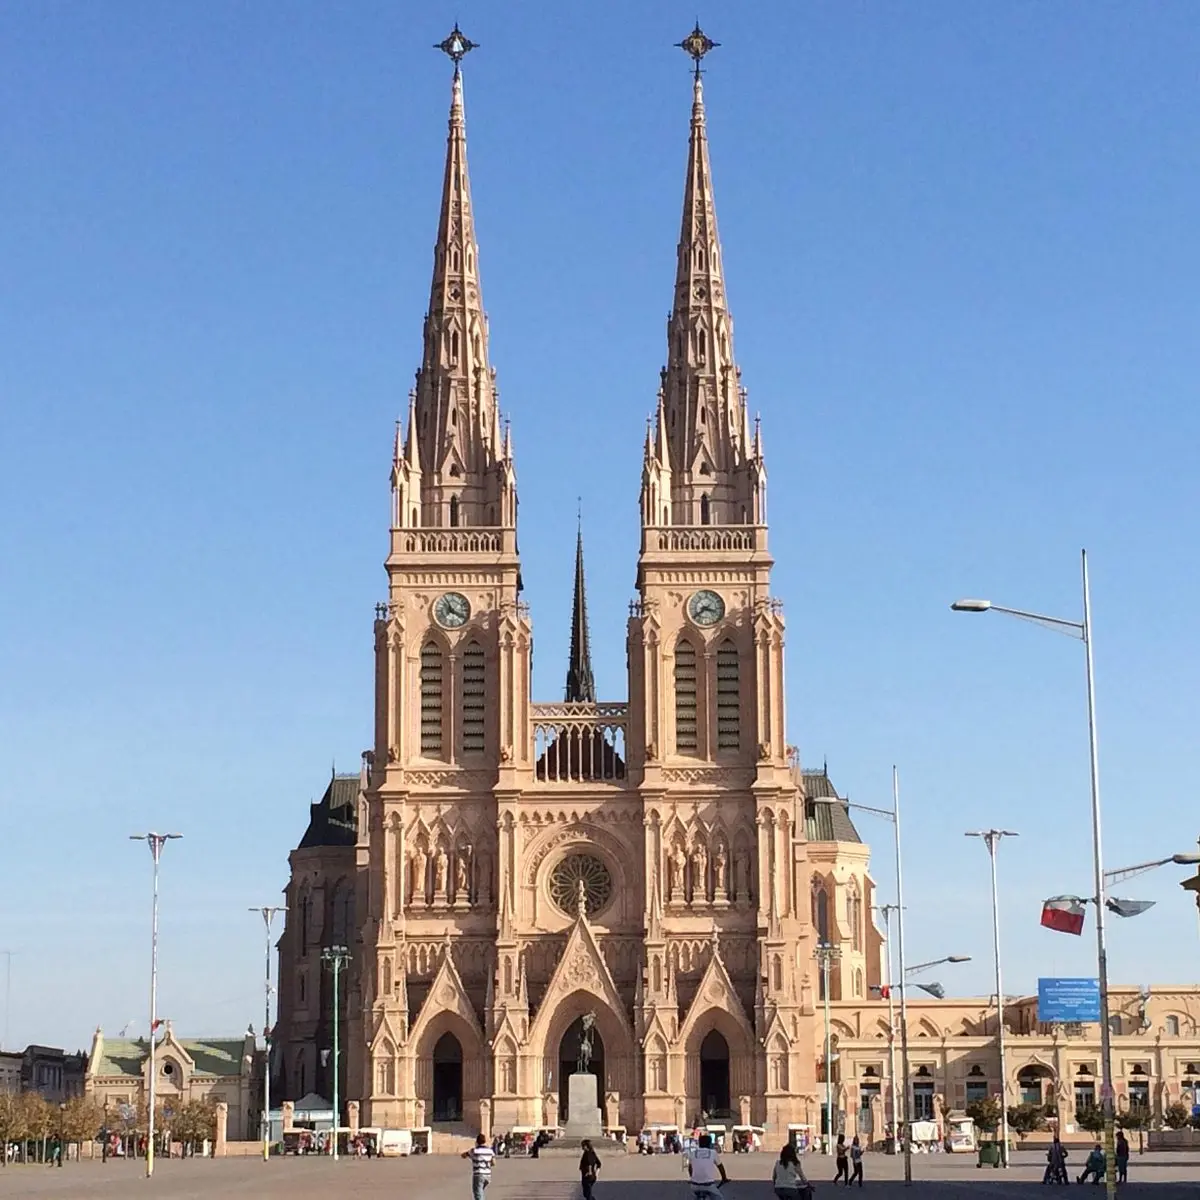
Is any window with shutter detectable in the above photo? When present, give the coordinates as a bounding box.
[461,641,485,754]
[675,640,698,753]
[716,640,740,749]
[420,642,444,756]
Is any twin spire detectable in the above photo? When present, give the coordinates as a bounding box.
[392,38,515,535]
[393,27,767,673]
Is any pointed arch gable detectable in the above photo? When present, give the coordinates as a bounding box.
[679,950,755,1054]
[368,1009,407,1054]
[529,916,630,1048]
[409,949,484,1054]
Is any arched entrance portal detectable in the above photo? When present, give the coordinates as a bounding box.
[699,1029,731,1117]
[432,1032,463,1122]
[558,1016,605,1122]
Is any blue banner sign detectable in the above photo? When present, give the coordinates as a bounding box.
[1038,977,1101,1023]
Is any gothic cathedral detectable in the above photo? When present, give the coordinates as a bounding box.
[278,48,884,1141]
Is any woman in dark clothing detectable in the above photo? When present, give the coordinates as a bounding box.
[579,1138,601,1199]
[833,1134,850,1184]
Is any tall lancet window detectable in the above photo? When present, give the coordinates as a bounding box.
[715,640,740,750]
[420,642,445,757]
[674,639,698,754]
[700,494,711,525]
[449,495,460,527]
[461,641,485,754]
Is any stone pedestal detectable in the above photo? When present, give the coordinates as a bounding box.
[564,1073,602,1138]
[281,1100,295,1132]
[479,1098,492,1140]
[214,1102,228,1157]
[348,1101,360,1134]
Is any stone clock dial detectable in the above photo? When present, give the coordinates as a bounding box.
[688,589,725,626]
[433,592,471,628]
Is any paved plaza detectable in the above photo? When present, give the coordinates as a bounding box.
[0,1150,1197,1199]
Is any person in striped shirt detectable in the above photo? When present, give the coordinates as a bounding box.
[462,1133,496,1200]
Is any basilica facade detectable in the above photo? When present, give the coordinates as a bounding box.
[275,53,884,1140]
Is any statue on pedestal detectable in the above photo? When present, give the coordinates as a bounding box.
[577,1011,596,1073]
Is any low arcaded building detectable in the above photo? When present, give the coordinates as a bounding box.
[85,1025,259,1140]
[828,985,1200,1140]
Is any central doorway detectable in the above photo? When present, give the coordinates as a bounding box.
[558,1015,605,1122]
[432,1032,463,1121]
[699,1029,731,1117]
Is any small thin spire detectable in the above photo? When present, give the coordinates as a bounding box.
[565,516,596,703]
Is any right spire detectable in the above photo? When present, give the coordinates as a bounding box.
[641,27,766,530]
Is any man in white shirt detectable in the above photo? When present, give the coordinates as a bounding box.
[462,1133,496,1200]
[687,1133,728,1198]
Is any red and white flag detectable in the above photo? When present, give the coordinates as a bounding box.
[1041,895,1086,935]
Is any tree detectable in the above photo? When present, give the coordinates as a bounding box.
[60,1097,103,1147]
[1163,1102,1190,1130]
[1117,1106,1150,1132]
[0,1093,28,1167]
[1075,1105,1106,1134]
[966,1097,1002,1133]
[1006,1102,1047,1142]
[21,1094,52,1162]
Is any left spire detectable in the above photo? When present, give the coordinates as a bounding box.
[395,27,517,534]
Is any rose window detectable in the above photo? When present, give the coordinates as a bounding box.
[550,853,613,917]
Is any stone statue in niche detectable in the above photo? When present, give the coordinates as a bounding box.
[433,845,448,900]
[713,841,728,899]
[671,844,687,903]
[666,848,680,900]
[691,840,708,904]
[410,845,428,904]
[734,850,751,903]
[455,845,471,901]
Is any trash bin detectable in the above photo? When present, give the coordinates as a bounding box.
[977,1142,1001,1167]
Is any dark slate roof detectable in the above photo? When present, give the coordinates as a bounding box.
[297,773,359,850]
[96,1038,247,1079]
[800,767,863,844]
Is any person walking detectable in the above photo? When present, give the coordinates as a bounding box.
[461,1132,495,1200]
[849,1135,864,1186]
[579,1138,601,1200]
[771,1142,812,1200]
[833,1134,850,1185]
[1115,1130,1130,1184]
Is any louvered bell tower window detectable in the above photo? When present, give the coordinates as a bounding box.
[420,642,444,757]
[461,642,485,754]
[716,641,740,750]
[675,640,698,753]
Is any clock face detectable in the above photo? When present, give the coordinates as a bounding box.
[688,589,725,626]
[433,592,471,629]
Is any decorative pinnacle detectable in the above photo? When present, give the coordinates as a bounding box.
[676,22,718,79]
[435,24,478,68]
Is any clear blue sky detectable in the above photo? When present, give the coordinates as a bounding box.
[2,3,1197,1051]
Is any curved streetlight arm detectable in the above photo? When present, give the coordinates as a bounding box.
[1103,853,1200,886]
[951,599,1084,640]
[906,955,971,975]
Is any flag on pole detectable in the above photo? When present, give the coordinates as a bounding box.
[1106,897,1155,918]
[1041,895,1086,935]
[870,985,891,999]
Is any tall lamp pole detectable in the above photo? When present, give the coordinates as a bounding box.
[129,831,181,1179]
[250,906,286,1162]
[814,942,842,1152]
[814,767,912,1182]
[874,904,900,1154]
[321,945,350,1160]
[966,830,1018,1166]
[953,549,1115,1198]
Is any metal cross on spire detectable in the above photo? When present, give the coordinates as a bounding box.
[676,22,719,79]
[435,23,478,70]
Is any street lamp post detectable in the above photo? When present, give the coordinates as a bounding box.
[321,945,350,1161]
[813,767,913,1181]
[952,549,1117,1197]
[814,942,842,1153]
[250,906,286,1162]
[875,904,901,1155]
[966,830,1017,1166]
[129,831,180,1179]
